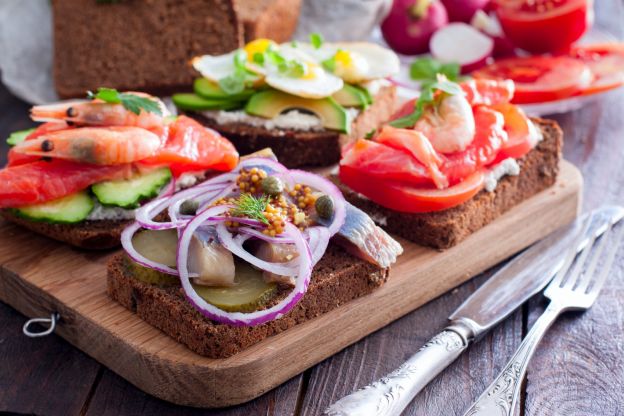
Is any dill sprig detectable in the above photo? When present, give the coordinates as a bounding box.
[231,193,270,224]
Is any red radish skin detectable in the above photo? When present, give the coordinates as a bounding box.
[430,23,494,73]
[381,0,449,55]
[441,0,490,22]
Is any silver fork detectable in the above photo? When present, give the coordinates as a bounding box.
[463,215,624,416]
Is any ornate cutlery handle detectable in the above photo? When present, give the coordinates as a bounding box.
[463,304,561,416]
[325,329,468,416]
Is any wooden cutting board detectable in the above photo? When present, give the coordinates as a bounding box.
[0,161,582,408]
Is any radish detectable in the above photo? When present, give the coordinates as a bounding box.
[381,0,449,56]
[430,22,494,73]
[441,0,490,22]
[471,10,517,58]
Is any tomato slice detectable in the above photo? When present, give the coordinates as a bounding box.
[340,139,431,187]
[0,160,135,208]
[490,103,540,162]
[340,164,485,213]
[571,43,624,95]
[472,56,591,103]
[440,106,507,184]
[495,0,591,54]
[141,115,238,176]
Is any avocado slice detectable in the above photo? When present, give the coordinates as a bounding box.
[332,84,370,109]
[245,89,350,133]
[172,93,245,111]
[194,78,256,101]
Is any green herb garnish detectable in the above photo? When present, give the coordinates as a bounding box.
[310,32,324,49]
[364,129,377,140]
[231,193,270,225]
[410,57,460,83]
[6,128,36,146]
[88,88,162,116]
[218,49,254,95]
[389,77,463,129]
[322,55,337,73]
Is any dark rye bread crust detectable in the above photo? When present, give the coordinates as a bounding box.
[335,118,563,249]
[234,0,302,43]
[52,0,243,98]
[186,84,398,168]
[107,244,389,358]
[0,211,128,250]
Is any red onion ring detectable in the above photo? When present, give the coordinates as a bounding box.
[178,221,312,326]
[287,170,346,237]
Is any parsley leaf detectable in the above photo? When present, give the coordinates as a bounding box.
[88,88,162,116]
[6,128,36,146]
[364,129,377,140]
[389,77,462,128]
[409,57,460,82]
[310,32,324,49]
[231,194,270,225]
[253,52,265,65]
[219,69,247,95]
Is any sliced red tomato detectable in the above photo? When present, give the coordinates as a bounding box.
[495,0,591,54]
[490,103,539,162]
[0,160,135,208]
[440,106,507,184]
[340,164,485,213]
[7,122,75,167]
[141,115,238,176]
[461,79,515,106]
[571,43,624,95]
[340,139,431,186]
[472,56,591,103]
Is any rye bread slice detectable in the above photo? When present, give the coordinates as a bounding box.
[185,84,398,168]
[233,0,302,43]
[0,211,129,250]
[107,244,389,358]
[52,0,243,98]
[334,118,563,249]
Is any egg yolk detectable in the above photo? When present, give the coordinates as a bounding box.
[334,50,353,69]
[244,39,276,61]
[300,62,320,80]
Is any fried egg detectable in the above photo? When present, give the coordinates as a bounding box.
[287,42,400,84]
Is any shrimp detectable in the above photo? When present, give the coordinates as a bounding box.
[30,92,168,130]
[414,93,476,154]
[11,126,161,165]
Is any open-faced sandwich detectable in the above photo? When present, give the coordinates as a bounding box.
[172,35,400,168]
[107,154,403,358]
[0,89,238,249]
[335,78,562,249]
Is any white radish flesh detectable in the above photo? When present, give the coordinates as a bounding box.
[430,22,494,73]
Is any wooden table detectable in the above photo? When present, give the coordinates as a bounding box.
[1,4,623,414]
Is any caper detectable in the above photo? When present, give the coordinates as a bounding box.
[261,176,284,196]
[180,199,199,215]
[315,195,334,220]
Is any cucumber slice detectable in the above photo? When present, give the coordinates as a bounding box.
[14,191,94,224]
[194,78,255,101]
[193,261,278,313]
[7,127,36,146]
[92,168,172,209]
[172,93,245,111]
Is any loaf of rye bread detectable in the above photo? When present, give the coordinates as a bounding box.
[185,84,398,168]
[234,0,302,43]
[107,245,389,358]
[52,0,243,98]
[334,118,563,249]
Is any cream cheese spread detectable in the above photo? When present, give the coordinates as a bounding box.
[87,203,135,221]
[485,158,521,192]
[202,108,359,132]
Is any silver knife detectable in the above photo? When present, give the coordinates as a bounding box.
[325,205,624,416]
